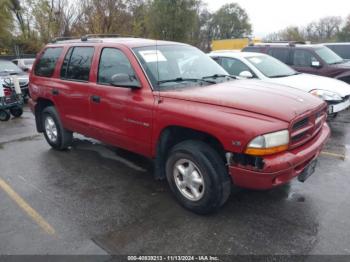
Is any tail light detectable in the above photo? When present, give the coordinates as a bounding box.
[4,87,12,96]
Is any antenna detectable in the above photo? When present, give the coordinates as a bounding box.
[155,39,162,103]
[155,39,160,85]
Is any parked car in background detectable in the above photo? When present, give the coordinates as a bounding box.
[12,58,35,72]
[242,43,350,84]
[29,36,330,214]
[0,60,29,100]
[210,51,350,115]
[322,43,350,60]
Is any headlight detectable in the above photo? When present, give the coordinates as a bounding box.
[245,130,289,156]
[310,89,342,101]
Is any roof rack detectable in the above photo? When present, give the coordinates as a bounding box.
[51,36,79,43]
[81,34,138,41]
[250,41,306,47]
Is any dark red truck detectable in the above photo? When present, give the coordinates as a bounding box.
[29,36,330,213]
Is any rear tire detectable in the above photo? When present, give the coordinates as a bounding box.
[166,140,231,214]
[42,106,73,150]
[10,107,23,118]
[0,110,11,121]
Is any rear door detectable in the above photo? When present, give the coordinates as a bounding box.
[267,48,292,65]
[89,46,155,156]
[54,46,95,136]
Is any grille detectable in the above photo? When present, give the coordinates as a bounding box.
[289,107,327,149]
[292,117,309,130]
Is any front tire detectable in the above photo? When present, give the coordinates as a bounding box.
[166,140,231,214]
[42,106,73,150]
[10,107,23,118]
[0,110,11,121]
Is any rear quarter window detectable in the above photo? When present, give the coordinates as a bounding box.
[34,47,63,77]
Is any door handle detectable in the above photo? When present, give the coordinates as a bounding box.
[91,95,101,103]
[52,89,59,95]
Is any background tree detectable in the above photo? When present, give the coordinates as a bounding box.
[211,3,252,40]
[73,0,132,35]
[264,26,305,42]
[147,0,200,44]
[0,0,255,54]
[265,16,344,43]
[0,0,14,51]
[337,15,350,41]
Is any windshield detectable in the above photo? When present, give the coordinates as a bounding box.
[133,45,229,90]
[315,46,343,65]
[246,55,297,78]
[0,60,23,74]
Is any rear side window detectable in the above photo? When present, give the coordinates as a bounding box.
[268,48,290,64]
[60,47,94,81]
[98,48,136,84]
[34,47,63,77]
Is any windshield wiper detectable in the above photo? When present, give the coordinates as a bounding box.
[202,74,236,80]
[269,74,292,78]
[158,77,216,85]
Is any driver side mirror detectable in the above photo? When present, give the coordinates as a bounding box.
[111,73,141,89]
[311,61,321,68]
[239,71,254,79]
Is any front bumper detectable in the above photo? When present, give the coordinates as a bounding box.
[328,98,350,114]
[228,123,330,190]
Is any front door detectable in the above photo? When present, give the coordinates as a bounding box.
[291,49,323,75]
[89,47,155,156]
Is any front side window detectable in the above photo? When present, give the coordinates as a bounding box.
[34,47,63,77]
[268,48,290,64]
[220,57,253,76]
[246,55,297,78]
[98,48,136,84]
[133,45,228,90]
[292,50,319,67]
[61,47,94,81]
[315,46,344,65]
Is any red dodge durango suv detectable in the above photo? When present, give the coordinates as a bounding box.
[29,36,330,214]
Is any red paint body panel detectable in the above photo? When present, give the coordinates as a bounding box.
[29,38,330,190]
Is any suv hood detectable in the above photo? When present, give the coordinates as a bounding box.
[160,80,325,122]
[332,60,350,69]
[268,73,350,97]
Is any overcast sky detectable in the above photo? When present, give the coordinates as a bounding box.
[206,0,349,37]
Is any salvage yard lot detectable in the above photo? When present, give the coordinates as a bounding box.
[0,107,350,255]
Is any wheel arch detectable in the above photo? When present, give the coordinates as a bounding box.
[34,98,55,132]
[154,125,226,180]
